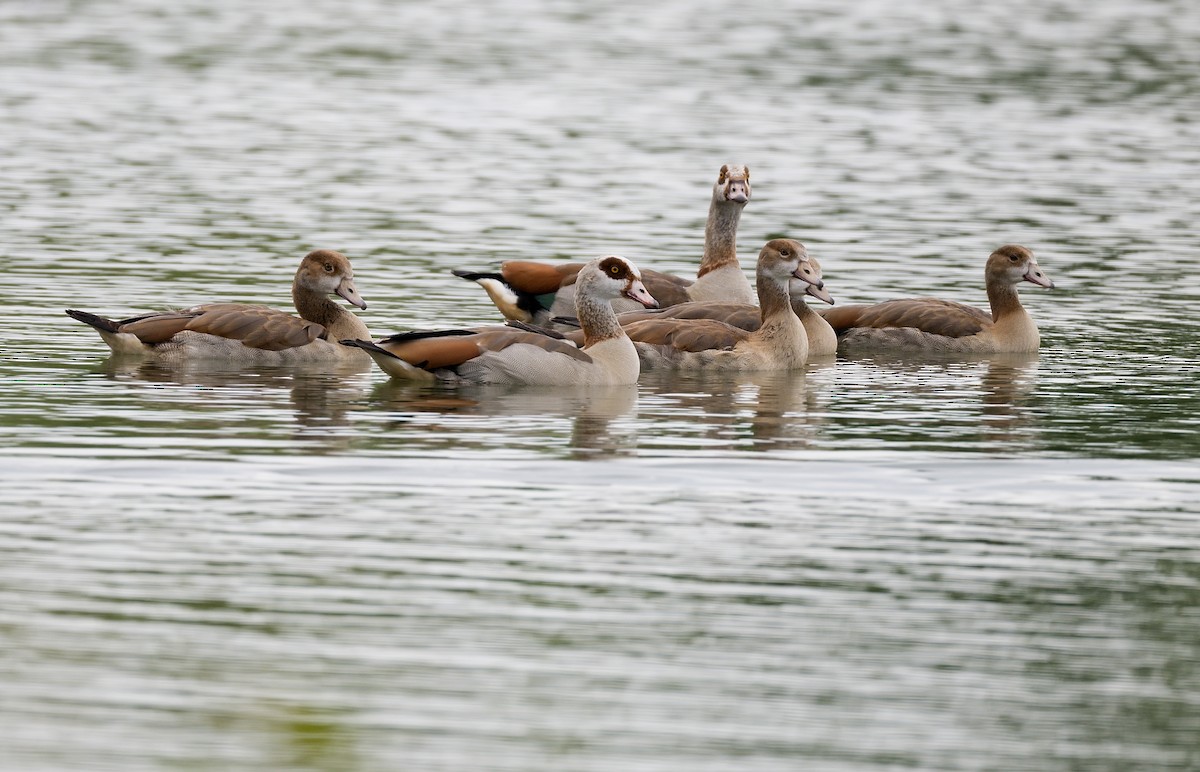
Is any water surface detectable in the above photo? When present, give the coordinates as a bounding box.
[2,1,1199,769]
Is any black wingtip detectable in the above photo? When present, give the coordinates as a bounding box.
[451,269,504,282]
[340,338,403,360]
[377,329,476,344]
[505,320,567,339]
[549,315,582,329]
[66,309,121,333]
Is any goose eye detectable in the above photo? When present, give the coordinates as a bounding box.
[609,265,621,276]
[1008,255,1019,263]
[324,263,335,273]
[779,249,791,257]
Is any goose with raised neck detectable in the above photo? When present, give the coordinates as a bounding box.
[822,244,1054,354]
[342,256,658,385]
[67,249,371,363]
[451,164,752,326]
[620,239,820,371]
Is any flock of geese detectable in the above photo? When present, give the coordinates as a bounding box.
[67,164,1055,387]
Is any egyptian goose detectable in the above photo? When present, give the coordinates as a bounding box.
[569,253,838,357]
[619,239,820,371]
[821,244,1054,354]
[342,256,658,385]
[66,250,371,362]
[452,164,753,325]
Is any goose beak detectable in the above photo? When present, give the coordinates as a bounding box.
[791,264,834,305]
[805,281,834,305]
[625,279,659,309]
[724,179,750,204]
[1023,264,1055,289]
[336,277,368,309]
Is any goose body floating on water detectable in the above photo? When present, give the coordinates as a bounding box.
[342,256,658,385]
[67,249,371,363]
[821,244,1054,354]
[610,239,826,371]
[572,253,838,358]
[452,164,753,325]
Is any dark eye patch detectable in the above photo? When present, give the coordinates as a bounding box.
[599,257,627,278]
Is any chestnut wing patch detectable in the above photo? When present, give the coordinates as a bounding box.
[375,327,592,370]
[474,328,593,363]
[501,261,584,294]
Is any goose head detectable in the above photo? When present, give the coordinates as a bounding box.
[714,164,751,205]
[579,256,659,308]
[295,249,367,309]
[987,244,1054,290]
[760,238,834,304]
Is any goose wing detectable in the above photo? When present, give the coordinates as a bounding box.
[374,327,593,370]
[181,304,326,350]
[623,317,749,353]
[822,298,990,338]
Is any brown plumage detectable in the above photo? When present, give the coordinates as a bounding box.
[828,244,1055,354]
[345,255,658,385]
[372,327,592,369]
[66,249,370,361]
[452,164,753,325]
[620,317,749,353]
[500,261,583,295]
[624,239,818,371]
[553,250,838,357]
[90,305,327,350]
[822,299,990,338]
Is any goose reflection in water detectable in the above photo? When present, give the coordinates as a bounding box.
[368,382,639,458]
[978,352,1041,444]
[98,357,372,443]
[825,350,1043,451]
[636,364,831,453]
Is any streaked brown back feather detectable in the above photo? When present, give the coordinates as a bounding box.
[623,318,749,352]
[182,304,325,350]
[618,301,761,331]
[822,299,990,338]
[117,313,198,344]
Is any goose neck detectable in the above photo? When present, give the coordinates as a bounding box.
[699,199,744,277]
[986,280,1024,322]
[577,290,623,348]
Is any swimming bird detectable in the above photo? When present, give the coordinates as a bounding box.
[821,244,1054,354]
[619,239,823,371]
[570,253,838,357]
[66,249,371,362]
[342,256,658,385]
[451,164,753,325]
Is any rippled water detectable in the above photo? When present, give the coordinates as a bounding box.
[3,0,1200,769]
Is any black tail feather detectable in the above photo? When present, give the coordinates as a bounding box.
[339,338,402,359]
[65,309,121,333]
[505,320,566,339]
[451,269,504,282]
[376,329,476,344]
